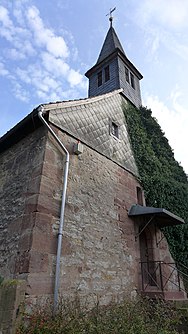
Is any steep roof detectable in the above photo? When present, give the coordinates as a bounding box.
[85,25,143,81]
[0,90,138,176]
[96,26,126,64]
[47,90,138,175]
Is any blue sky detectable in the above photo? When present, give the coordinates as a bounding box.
[0,0,188,173]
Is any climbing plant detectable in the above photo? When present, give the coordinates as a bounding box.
[123,102,188,268]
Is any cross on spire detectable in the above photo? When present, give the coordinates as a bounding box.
[106,7,116,26]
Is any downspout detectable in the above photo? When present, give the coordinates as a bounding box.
[38,106,70,313]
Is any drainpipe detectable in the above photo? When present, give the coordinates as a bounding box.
[38,106,69,313]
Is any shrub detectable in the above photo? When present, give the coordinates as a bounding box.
[16,297,183,334]
[0,275,4,285]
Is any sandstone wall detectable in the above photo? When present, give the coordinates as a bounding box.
[0,127,46,280]
[0,121,183,306]
[27,126,141,304]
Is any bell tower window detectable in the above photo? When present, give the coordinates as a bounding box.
[130,73,135,89]
[97,71,102,87]
[104,65,110,82]
[125,67,129,83]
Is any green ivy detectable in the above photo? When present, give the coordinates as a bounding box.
[123,103,188,268]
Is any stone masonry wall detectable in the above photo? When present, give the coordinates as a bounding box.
[0,280,26,334]
[0,127,47,281]
[27,125,142,304]
[0,121,182,307]
[28,125,183,304]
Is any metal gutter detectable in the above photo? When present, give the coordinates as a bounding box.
[38,106,70,313]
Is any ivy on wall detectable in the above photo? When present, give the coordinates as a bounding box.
[123,103,188,267]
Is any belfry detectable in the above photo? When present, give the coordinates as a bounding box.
[85,10,143,108]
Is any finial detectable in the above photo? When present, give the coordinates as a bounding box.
[106,7,116,27]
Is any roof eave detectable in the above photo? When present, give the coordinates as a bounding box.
[85,49,143,80]
[0,106,47,154]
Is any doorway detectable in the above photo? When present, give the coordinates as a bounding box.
[139,227,157,287]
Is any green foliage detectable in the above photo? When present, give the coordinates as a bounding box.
[123,103,188,267]
[2,279,19,286]
[16,297,182,334]
[0,275,4,285]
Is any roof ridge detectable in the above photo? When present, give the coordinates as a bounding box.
[42,89,123,110]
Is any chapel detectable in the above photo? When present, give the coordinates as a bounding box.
[0,14,187,328]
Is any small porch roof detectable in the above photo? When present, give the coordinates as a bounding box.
[128,204,185,228]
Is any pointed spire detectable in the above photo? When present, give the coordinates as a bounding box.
[96,25,126,64]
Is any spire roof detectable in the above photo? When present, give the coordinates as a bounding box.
[96,26,126,64]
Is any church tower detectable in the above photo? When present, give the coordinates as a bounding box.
[85,14,143,108]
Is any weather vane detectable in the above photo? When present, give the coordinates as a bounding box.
[106,7,116,26]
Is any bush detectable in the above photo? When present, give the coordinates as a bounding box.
[16,297,183,334]
[0,275,4,285]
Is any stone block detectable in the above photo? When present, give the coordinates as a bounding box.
[34,212,53,234]
[18,232,33,252]
[29,251,49,273]
[32,229,56,254]
[26,175,41,195]
[21,213,36,232]
[15,251,30,274]
[44,147,56,163]
[27,274,53,295]
[42,162,62,181]
[24,194,39,214]
[118,209,128,222]
[37,193,61,216]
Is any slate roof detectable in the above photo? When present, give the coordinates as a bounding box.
[0,90,138,176]
[96,26,126,64]
[45,90,138,176]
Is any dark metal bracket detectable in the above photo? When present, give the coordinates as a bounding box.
[156,232,165,247]
[135,215,155,241]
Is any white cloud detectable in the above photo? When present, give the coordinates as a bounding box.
[12,81,30,102]
[138,0,188,30]
[16,67,32,83]
[0,5,12,27]
[133,0,188,63]
[143,91,188,173]
[0,2,86,103]
[0,5,14,41]
[41,52,85,88]
[68,69,84,87]
[26,6,69,58]
[41,52,69,77]
[0,61,9,76]
[6,48,26,60]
